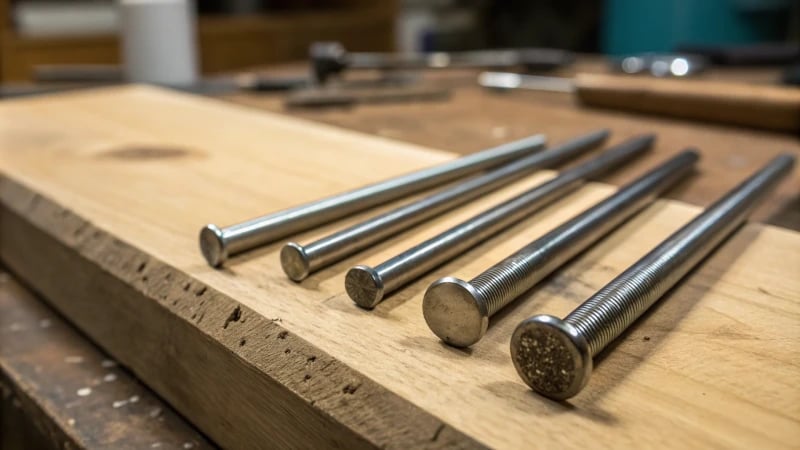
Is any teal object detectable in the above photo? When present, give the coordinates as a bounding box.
[602,0,789,55]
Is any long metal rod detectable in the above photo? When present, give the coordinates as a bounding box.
[345,134,655,309]
[279,130,610,281]
[511,154,795,400]
[199,133,548,267]
[422,150,699,348]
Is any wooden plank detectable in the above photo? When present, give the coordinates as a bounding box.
[1,86,798,449]
[0,270,214,449]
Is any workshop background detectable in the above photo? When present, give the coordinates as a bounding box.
[0,0,798,81]
[2,1,800,449]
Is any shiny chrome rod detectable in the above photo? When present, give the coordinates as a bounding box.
[511,154,794,400]
[200,133,549,267]
[346,134,655,309]
[280,130,610,281]
[423,150,699,348]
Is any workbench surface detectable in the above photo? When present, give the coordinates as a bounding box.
[223,61,800,230]
[1,85,798,449]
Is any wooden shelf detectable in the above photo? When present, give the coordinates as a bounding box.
[0,2,395,81]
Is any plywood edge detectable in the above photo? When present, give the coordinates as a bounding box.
[0,175,485,449]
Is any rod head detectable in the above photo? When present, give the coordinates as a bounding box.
[510,315,592,401]
[422,277,489,348]
[200,224,227,268]
[345,265,385,309]
[280,243,311,281]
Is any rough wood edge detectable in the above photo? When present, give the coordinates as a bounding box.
[0,175,485,450]
[1,270,214,449]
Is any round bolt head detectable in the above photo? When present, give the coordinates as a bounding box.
[510,314,592,401]
[280,243,310,281]
[199,224,227,267]
[422,277,489,348]
[345,265,385,309]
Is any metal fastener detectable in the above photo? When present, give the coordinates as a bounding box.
[423,151,699,348]
[199,133,548,267]
[281,130,609,281]
[346,134,655,309]
[511,154,795,400]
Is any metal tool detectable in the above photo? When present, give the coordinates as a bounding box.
[511,154,795,400]
[346,134,655,309]
[311,41,574,83]
[280,130,609,281]
[284,84,450,108]
[199,133,548,267]
[611,54,708,77]
[423,150,699,348]
[479,71,800,133]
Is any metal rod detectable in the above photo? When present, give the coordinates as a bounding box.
[345,134,656,309]
[423,151,699,348]
[511,154,795,400]
[311,42,573,82]
[280,130,610,281]
[199,133,548,267]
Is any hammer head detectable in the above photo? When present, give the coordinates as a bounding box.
[310,41,349,83]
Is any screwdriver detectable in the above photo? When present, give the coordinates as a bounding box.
[479,71,800,133]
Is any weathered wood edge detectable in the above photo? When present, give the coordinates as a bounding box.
[0,175,486,450]
[0,270,214,449]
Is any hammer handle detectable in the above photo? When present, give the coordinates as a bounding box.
[573,73,800,132]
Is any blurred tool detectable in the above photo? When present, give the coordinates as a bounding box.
[345,134,652,309]
[311,41,573,83]
[280,131,607,281]
[611,54,708,77]
[200,134,548,267]
[285,84,449,108]
[511,154,795,400]
[480,71,800,133]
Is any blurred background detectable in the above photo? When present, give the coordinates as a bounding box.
[0,0,797,82]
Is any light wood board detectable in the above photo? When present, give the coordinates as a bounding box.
[1,86,798,449]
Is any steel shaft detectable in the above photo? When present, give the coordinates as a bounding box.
[423,150,699,348]
[280,130,609,281]
[511,154,795,400]
[345,134,656,309]
[199,133,548,267]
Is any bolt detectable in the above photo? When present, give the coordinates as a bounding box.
[199,133,548,267]
[346,134,655,309]
[511,154,795,400]
[281,130,609,281]
[423,151,699,348]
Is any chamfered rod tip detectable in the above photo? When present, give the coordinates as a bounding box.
[510,314,593,401]
[345,265,386,309]
[422,277,490,348]
[281,242,312,281]
[200,224,228,268]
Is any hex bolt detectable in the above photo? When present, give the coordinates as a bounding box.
[199,132,548,267]
[281,130,609,281]
[423,151,699,348]
[511,154,795,400]
[345,134,655,309]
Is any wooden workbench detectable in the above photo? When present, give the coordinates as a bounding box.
[1,85,798,448]
[223,63,800,230]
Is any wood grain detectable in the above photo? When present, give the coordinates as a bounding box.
[1,86,798,449]
[573,73,800,132]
